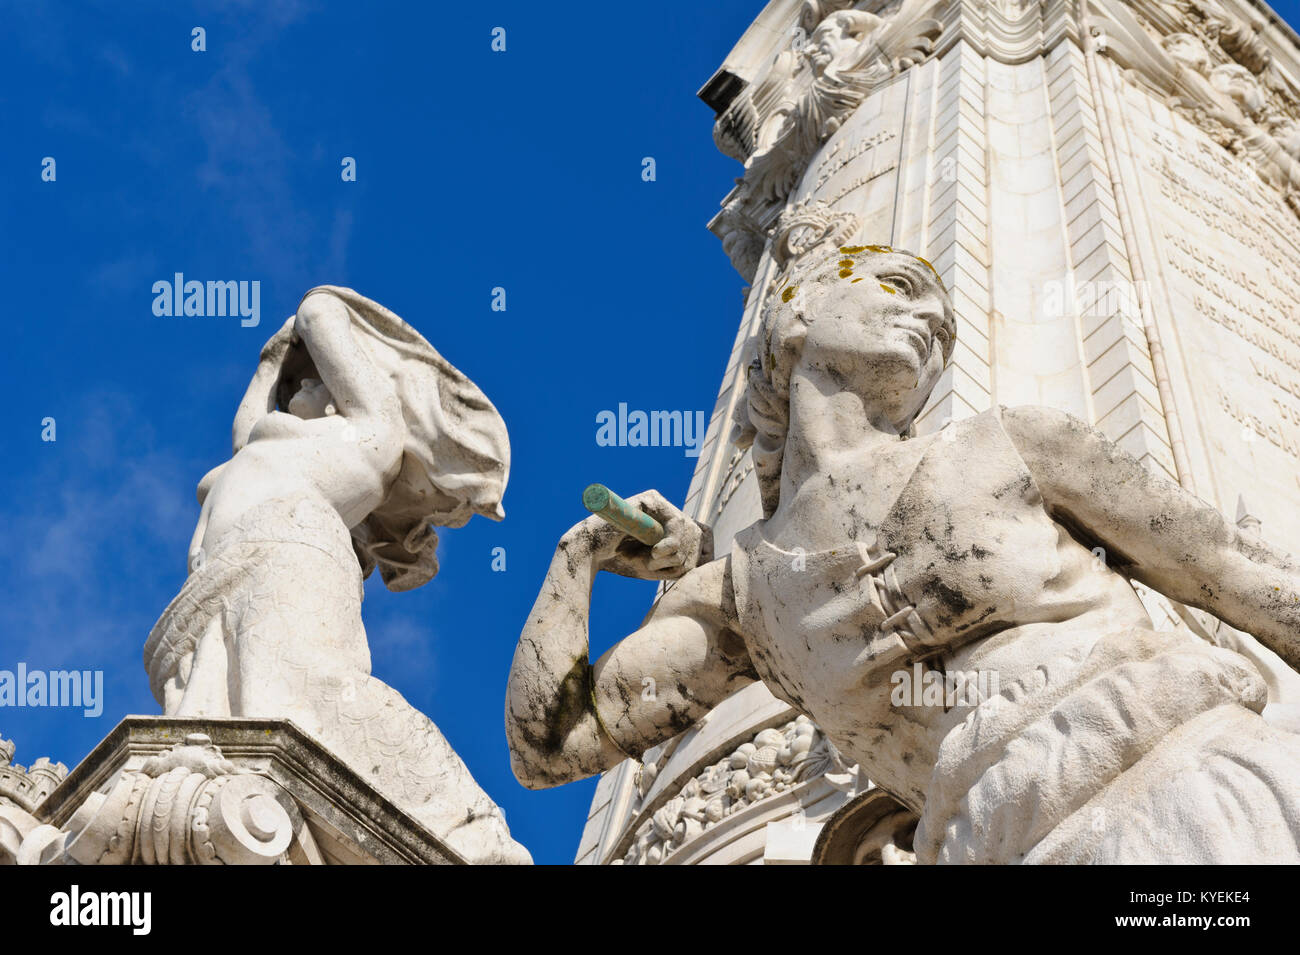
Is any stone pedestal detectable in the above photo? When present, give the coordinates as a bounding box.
[21,717,465,865]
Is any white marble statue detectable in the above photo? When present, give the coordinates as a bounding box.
[146,286,531,864]
[506,245,1300,864]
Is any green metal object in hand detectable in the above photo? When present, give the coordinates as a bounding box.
[582,484,665,546]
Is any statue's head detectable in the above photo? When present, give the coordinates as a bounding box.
[733,244,954,516]
[810,10,883,75]
[264,287,509,593]
[285,377,336,419]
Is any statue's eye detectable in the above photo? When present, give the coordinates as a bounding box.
[881,274,913,295]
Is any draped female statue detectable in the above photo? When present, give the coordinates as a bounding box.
[147,286,530,864]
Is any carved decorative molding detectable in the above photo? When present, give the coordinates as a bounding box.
[7,733,297,865]
[711,0,945,281]
[615,715,857,864]
[811,787,919,864]
[769,197,862,275]
[946,0,1081,66]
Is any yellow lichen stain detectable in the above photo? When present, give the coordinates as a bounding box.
[781,285,799,303]
[914,254,944,287]
[880,284,896,294]
[833,244,946,289]
[852,277,864,283]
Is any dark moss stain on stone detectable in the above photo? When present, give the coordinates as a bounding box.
[1051,503,1139,572]
[512,655,591,759]
[925,578,975,616]
[953,604,997,635]
[993,473,1036,502]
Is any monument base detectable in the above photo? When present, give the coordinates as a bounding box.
[21,716,465,865]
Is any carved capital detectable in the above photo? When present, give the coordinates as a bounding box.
[15,733,298,866]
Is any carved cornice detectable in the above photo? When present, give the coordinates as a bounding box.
[1085,0,1300,218]
[938,0,1081,64]
[32,717,465,865]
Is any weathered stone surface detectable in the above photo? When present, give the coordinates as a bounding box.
[569,0,1300,866]
[0,736,68,864]
[145,286,529,864]
[512,240,1300,864]
[24,717,467,865]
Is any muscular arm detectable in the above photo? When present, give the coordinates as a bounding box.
[231,316,295,452]
[294,290,401,430]
[505,494,755,789]
[1003,404,1300,670]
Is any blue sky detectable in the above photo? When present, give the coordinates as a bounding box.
[5,0,1300,866]
[1,0,766,864]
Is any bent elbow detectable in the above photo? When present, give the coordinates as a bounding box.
[507,740,568,791]
[295,289,347,331]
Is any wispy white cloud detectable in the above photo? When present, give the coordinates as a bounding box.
[0,392,198,672]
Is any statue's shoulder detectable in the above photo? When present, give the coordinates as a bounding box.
[994,404,1093,457]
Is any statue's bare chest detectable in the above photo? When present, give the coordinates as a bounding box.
[729,411,1062,725]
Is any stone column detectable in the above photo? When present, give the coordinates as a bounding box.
[577,0,1300,865]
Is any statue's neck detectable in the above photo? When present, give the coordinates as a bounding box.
[779,373,913,503]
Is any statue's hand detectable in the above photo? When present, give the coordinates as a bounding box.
[563,490,712,581]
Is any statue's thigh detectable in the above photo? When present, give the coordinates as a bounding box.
[228,556,370,713]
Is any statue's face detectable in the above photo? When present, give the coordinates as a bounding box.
[795,251,951,423]
[287,377,336,420]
